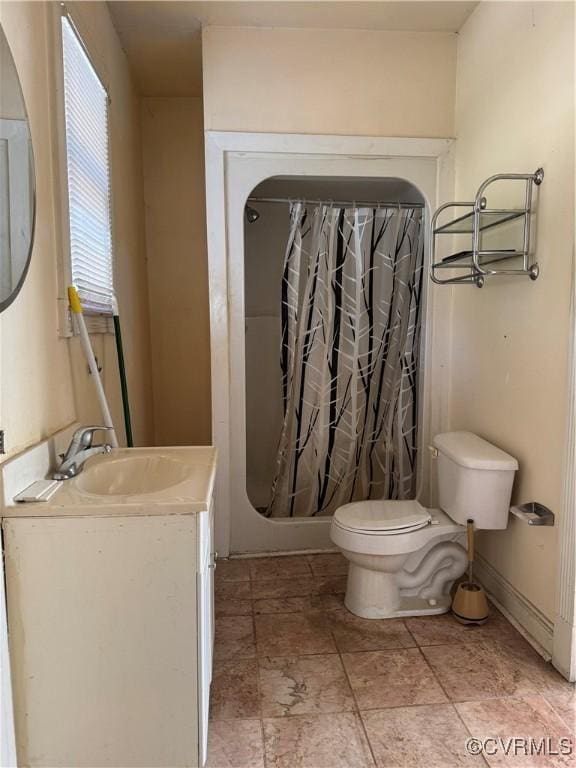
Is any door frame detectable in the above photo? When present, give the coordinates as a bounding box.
[553,258,576,681]
[204,131,455,556]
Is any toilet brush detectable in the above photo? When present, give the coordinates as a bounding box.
[451,519,489,625]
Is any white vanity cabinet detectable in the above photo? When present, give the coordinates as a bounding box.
[2,496,216,768]
[197,498,216,766]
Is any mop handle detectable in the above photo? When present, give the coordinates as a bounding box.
[68,286,119,448]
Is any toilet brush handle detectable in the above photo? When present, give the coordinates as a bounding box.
[466,519,475,563]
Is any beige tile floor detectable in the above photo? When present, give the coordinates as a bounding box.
[208,553,575,768]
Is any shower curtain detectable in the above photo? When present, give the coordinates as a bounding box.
[266,202,424,518]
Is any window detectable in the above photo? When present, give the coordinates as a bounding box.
[61,15,114,315]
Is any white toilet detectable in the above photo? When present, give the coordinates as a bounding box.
[330,431,518,619]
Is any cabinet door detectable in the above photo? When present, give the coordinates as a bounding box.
[3,515,199,768]
[197,509,213,766]
[209,496,216,650]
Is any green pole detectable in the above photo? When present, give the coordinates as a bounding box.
[112,300,133,447]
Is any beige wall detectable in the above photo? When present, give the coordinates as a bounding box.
[141,97,211,446]
[64,2,154,447]
[202,26,457,137]
[0,1,154,463]
[0,2,76,459]
[450,1,575,620]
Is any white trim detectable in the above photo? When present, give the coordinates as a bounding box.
[47,2,74,337]
[554,617,576,682]
[553,252,576,682]
[207,131,453,157]
[58,307,114,337]
[204,131,454,557]
[205,133,231,555]
[474,553,554,657]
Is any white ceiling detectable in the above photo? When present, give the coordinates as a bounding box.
[108,1,479,97]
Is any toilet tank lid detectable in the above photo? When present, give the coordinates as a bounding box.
[433,431,519,471]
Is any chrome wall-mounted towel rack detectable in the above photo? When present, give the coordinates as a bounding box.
[431,168,544,288]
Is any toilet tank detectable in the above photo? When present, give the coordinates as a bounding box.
[433,432,518,530]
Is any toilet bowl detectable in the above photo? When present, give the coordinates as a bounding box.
[332,501,467,618]
[330,432,518,619]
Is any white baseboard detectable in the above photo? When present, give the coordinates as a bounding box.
[475,554,554,659]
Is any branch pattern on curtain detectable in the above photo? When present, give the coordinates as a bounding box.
[266,203,424,518]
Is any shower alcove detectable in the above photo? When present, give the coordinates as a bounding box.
[205,133,453,555]
[245,177,426,519]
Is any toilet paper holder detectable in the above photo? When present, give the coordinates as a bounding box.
[510,502,554,526]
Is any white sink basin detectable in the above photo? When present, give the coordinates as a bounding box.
[76,454,194,496]
[3,446,217,517]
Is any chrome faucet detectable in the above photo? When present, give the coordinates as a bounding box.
[53,426,114,480]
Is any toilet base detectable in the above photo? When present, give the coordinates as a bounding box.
[345,591,452,619]
[344,558,460,619]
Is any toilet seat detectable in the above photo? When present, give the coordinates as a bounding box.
[333,499,431,535]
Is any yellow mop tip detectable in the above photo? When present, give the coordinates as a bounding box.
[67,285,82,314]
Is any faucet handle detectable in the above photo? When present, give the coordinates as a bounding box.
[74,426,114,450]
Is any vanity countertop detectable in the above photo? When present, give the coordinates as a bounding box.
[1,446,217,519]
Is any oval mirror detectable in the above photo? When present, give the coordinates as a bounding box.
[0,24,36,312]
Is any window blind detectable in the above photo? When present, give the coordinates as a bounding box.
[61,15,114,315]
